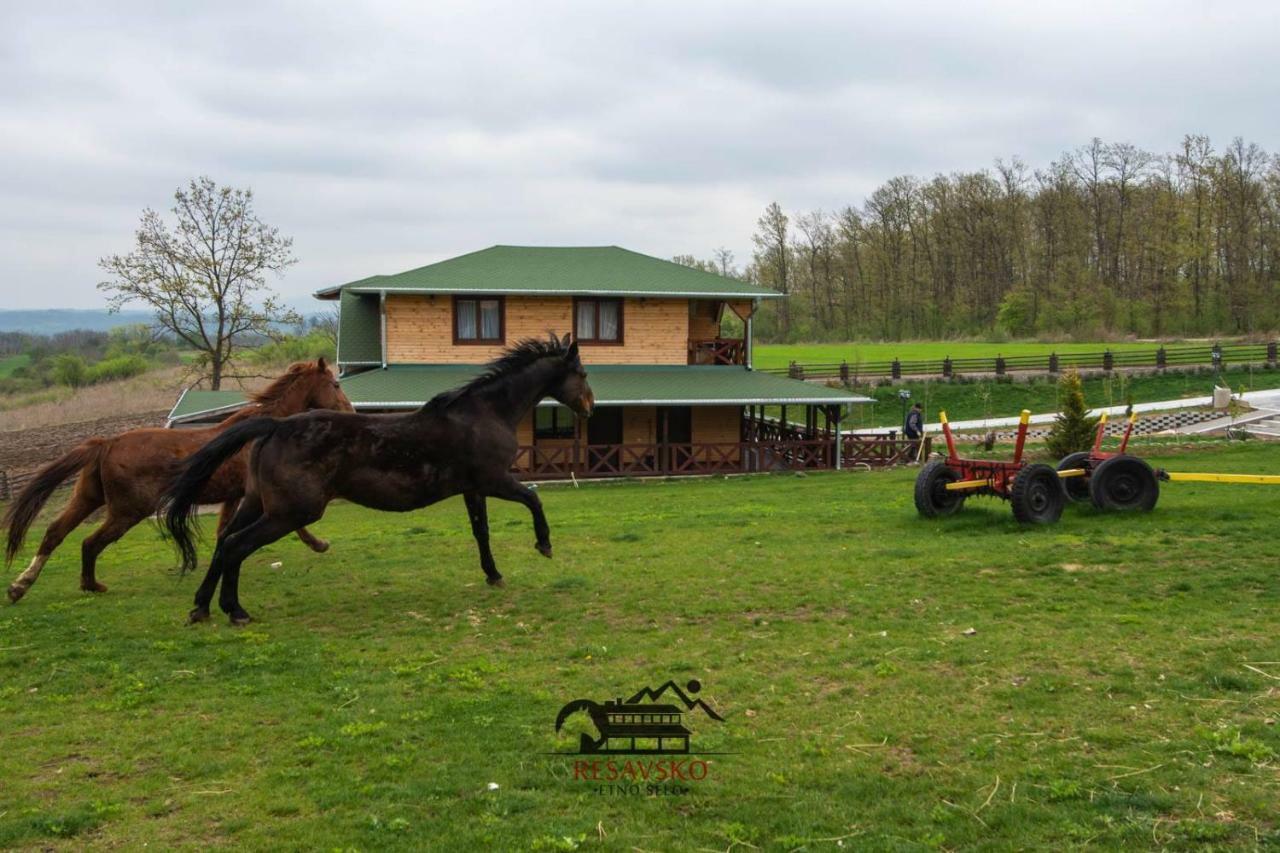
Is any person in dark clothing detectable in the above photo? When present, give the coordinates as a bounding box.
[904,402,924,440]
[903,402,924,459]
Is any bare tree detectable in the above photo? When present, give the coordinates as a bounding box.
[98,177,300,389]
[752,202,792,338]
[713,246,736,278]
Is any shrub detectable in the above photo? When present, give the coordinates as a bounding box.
[86,355,150,384]
[1045,369,1101,458]
[246,331,336,367]
[51,353,88,388]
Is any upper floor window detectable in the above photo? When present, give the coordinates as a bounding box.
[574,298,623,344]
[454,296,504,344]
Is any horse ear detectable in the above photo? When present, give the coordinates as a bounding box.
[566,340,580,363]
[317,356,328,372]
[562,332,573,348]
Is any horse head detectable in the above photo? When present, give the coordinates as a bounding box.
[546,334,594,418]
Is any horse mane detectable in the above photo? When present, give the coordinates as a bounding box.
[425,337,570,411]
[218,361,323,424]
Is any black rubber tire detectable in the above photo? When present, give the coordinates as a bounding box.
[1056,452,1093,503]
[1089,454,1159,512]
[914,460,966,518]
[1010,463,1066,524]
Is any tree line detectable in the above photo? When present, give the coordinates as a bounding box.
[680,136,1280,343]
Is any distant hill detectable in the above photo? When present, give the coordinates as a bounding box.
[0,309,155,335]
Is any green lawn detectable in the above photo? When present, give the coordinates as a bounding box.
[0,353,30,377]
[753,341,1214,371]
[3,441,1280,849]
[840,365,1280,430]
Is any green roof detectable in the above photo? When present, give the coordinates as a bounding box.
[316,245,781,300]
[337,290,382,365]
[167,389,254,423]
[340,365,871,407]
[167,367,871,423]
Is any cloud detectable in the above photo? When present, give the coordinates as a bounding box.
[1,0,1277,307]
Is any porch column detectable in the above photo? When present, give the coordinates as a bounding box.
[833,405,842,470]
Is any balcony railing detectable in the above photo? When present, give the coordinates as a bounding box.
[510,435,923,480]
[688,337,746,365]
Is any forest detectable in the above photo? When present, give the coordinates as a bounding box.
[682,136,1280,343]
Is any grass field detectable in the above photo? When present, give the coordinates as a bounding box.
[3,440,1280,849]
[753,341,1220,371]
[0,354,30,378]
[840,365,1280,430]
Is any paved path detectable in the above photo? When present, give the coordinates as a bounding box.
[855,388,1280,435]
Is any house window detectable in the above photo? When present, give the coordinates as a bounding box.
[454,296,504,343]
[535,405,576,439]
[574,298,623,344]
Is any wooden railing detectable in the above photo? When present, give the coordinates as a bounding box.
[511,434,919,480]
[689,337,746,365]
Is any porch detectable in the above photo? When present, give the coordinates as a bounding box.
[512,404,925,480]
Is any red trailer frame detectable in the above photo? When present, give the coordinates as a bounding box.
[915,409,1067,524]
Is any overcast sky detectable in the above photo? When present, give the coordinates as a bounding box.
[2,1,1276,309]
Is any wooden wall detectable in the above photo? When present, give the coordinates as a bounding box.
[692,406,742,444]
[385,295,689,364]
[687,300,721,343]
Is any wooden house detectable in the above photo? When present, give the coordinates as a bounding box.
[168,245,914,477]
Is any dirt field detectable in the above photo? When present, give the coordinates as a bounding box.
[0,410,168,480]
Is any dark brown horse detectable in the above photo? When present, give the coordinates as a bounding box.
[162,335,593,625]
[5,359,352,603]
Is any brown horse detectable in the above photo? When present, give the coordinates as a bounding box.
[162,335,593,624]
[5,358,353,603]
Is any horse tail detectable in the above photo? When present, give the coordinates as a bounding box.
[161,418,280,574]
[4,438,106,565]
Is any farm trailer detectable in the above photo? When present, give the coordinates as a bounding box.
[914,409,1067,524]
[915,407,1280,524]
[1055,412,1280,511]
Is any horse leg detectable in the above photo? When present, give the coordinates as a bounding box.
[463,492,503,587]
[7,493,102,603]
[217,516,306,625]
[190,496,263,623]
[490,477,552,558]
[215,500,239,538]
[294,527,330,553]
[79,511,141,593]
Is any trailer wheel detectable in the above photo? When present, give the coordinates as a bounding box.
[1010,463,1066,524]
[1089,454,1159,512]
[914,460,966,517]
[1056,452,1092,503]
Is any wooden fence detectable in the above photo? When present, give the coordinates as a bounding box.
[0,469,62,503]
[762,341,1280,382]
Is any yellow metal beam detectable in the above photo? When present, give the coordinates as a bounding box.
[1057,468,1087,478]
[1165,472,1280,485]
[945,478,991,491]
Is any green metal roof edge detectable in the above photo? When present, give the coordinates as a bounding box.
[166,388,251,423]
[339,364,873,407]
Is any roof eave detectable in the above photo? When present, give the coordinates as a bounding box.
[351,396,872,409]
[344,286,783,300]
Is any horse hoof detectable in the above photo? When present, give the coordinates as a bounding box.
[487,576,506,588]
[310,539,331,554]
[81,582,108,594]
[229,610,253,626]
[188,607,211,624]
[7,584,26,604]
[536,543,553,559]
